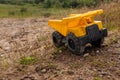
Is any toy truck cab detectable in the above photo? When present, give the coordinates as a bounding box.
[48,9,107,55]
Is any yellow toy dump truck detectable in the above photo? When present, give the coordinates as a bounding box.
[48,9,107,55]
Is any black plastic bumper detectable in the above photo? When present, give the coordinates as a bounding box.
[79,24,107,45]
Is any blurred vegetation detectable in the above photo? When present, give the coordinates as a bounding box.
[0,0,113,8]
[0,0,119,31]
[0,0,117,18]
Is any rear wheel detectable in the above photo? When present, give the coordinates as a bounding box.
[91,38,104,47]
[52,31,64,48]
[67,33,85,55]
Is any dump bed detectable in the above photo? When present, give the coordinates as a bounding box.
[48,9,103,37]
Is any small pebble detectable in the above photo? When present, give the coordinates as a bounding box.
[83,53,89,57]
[118,40,120,44]
[107,75,111,79]
[93,69,97,71]
[99,74,103,77]
[41,68,47,73]
[59,50,62,53]
[96,50,100,53]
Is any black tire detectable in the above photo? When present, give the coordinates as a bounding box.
[52,31,64,48]
[67,33,85,55]
[91,38,104,47]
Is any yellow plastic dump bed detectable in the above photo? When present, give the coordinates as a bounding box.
[48,9,103,37]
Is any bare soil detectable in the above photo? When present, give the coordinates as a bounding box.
[0,18,120,80]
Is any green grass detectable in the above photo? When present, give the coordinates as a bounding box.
[19,56,36,65]
[0,4,72,18]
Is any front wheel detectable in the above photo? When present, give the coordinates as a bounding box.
[67,33,85,55]
[91,38,104,47]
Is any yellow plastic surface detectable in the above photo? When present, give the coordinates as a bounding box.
[48,9,103,37]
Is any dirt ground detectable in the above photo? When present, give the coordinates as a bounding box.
[0,18,120,80]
